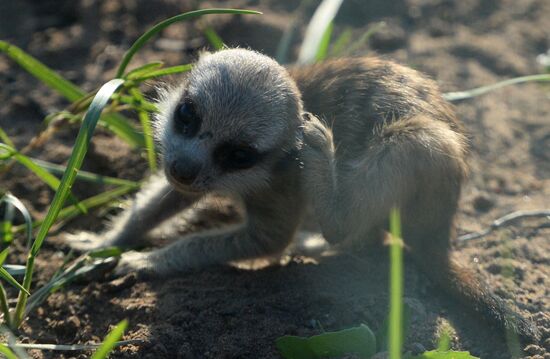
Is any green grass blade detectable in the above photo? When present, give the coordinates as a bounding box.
[31,158,140,187]
[0,144,85,214]
[298,0,344,64]
[0,267,30,295]
[0,128,15,148]
[389,207,403,359]
[129,88,156,171]
[124,61,164,79]
[0,41,144,148]
[12,79,124,328]
[1,200,14,244]
[29,78,124,256]
[443,74,550,101]
[88,247,123,259]
[409,351,479,359]
[315,22,333,62]
[0,40,84,101]
[53,185,137,225]
[0,249,9,265]
[0,344,18,359]
[101,113,145,148]
[130,64,193,82]
[344,21,386,56]
[2,265,26,277]
[329,28,352,57]
[91,320,128,359]
[1,194,33,248]
[13,185,137,234]
[116,9,261,77]
[204,26,225,50]
[0,285,13,330]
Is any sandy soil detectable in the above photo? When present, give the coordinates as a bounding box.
[0,0,549,358]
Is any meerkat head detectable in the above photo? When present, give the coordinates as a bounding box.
[155,48,304,196]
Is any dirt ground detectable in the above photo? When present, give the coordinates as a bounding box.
[0,0,549,358]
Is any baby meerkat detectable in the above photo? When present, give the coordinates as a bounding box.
[68,49,538,341]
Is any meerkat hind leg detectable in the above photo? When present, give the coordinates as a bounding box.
[301,113,466,247]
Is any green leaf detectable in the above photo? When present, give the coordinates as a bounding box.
[298,0,344,64]
[315,22,333,62]
[204,26,224,50]
[91,320,128,359]
[408,350,479,359]
[276,324,377,359]
[116,8,261,77]
[0,267,30,295]
[0,40,84,101]
[443,74,550,101]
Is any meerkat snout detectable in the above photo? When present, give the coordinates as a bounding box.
[168,158,202,186]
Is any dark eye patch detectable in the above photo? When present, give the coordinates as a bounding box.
[173,97,201,137]
[214,142,264,171]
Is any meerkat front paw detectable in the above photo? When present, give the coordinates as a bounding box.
[300,112,335,157]
[64,231,113,252]
[114,250,155,277]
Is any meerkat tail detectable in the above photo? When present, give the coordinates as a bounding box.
[410,247,540,343]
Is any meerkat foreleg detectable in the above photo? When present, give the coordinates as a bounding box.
[115,185,305,277]
[66,173,196,251]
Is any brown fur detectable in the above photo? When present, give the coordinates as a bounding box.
[292,58,538,342]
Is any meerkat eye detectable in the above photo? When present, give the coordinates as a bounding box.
[173,98,201,137]
[214,144,262,171]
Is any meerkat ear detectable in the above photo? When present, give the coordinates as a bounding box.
[301,112,315,122]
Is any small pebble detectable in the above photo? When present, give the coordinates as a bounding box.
[472,194,495,212]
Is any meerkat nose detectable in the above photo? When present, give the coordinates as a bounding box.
[169,159,201,185]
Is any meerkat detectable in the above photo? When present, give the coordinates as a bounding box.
[67,48,539,342]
